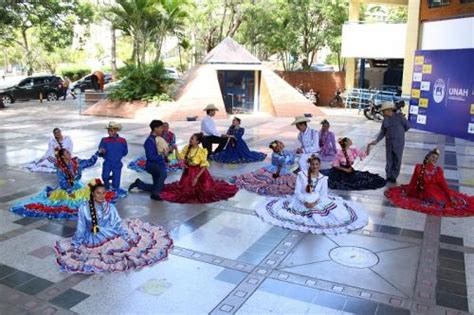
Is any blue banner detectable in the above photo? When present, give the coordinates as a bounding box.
[409,48,474,141]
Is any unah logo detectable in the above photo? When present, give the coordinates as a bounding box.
[433,79,445,103]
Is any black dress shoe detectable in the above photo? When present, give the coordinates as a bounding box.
[150,194,163,201]
[128,179,140,192]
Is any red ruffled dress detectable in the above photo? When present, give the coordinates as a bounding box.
[160,145,238,204]
[385,163,474,216]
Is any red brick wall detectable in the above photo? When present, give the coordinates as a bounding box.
[420,0,474,22]
[275,71,345,107]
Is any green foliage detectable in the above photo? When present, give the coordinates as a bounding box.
[107,62,173,101]
[59,66,92,81]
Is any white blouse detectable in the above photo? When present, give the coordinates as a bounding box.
[41,136,73,161]
[295,171,328,203]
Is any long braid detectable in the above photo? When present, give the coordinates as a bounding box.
[416,149,439,192]
[88,179,103,234]
[338,138,352,167]
[56,149,74,187]
[306,165,312,193]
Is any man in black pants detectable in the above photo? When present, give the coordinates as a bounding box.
[200,104,226,155]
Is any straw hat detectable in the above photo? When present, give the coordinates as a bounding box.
[380,102,396,112]
[291,116,311,125]
[203,104,219,112]
[155,136,169,154]
[105,121,122,130]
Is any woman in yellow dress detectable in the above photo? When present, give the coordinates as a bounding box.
[160,133,238,203]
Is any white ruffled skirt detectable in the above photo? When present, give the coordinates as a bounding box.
[255,195,368,234]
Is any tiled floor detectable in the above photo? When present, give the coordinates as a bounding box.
[0,100,473,314]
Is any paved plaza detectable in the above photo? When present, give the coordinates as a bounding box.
[0,101,473,315]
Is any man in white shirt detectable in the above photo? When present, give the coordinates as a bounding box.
[201,104,227,155]
[291,116,320,170]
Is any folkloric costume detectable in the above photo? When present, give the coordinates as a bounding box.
[255,171,368,234]
[319,123,337,164]
[128,133,184,173]
[99,122,128,198]
[292,116,320,170]
[160,144,238,203]
[11,152,115,219]
[209,126,266,164]
[385,149,474,216]
[25,136,73,173]
[54,185,173,273]
[201,104,227,155]
[232,146,296,197]
[374,102,409,181]
[324,145,386,190]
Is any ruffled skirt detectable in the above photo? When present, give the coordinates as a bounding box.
[385,186,474,217]
[324,168,386,190]
[128,155,184,173]
[24,158,56,173]
[10,182,117,220]
[54,218,173,273]
[232,168,296,196]
[160,166,238,204]
[256,195,368,234]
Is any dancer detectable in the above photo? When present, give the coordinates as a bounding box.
[128,122,184,173]
[385,149,474,216]
[25,128,73,173]
[367,102,409,183]
[201,104,226,155]
[54,179,173,273]
[128,120,167,201]
[232,140,296,196]
[324,137,386,190]
[319,119,337,168]
[209,117,266,164]
[11,148,113,219]
[160,133,238,203]
[255,155,368,234]
[99,122,128,199]
[292,116,320,170]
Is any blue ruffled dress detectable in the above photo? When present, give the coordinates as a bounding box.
[209,127,266,164]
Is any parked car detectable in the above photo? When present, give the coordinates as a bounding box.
[164,67,179,80]
[0,75,65,104]
[70,73,113,92]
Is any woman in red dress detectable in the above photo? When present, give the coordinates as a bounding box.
[160,133,238,203]
[385,148,474,216]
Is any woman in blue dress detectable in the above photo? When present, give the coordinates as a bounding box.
[10,148,116,220]
[54,180,173,273]
[209,117,266,164]
[232,140,296,196]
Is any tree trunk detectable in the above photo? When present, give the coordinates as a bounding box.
[21,28,33,76]
[111,26,117,80]
[218,0,228,42]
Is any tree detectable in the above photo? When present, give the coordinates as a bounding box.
[323,0,349,71]
[0,1,93,75]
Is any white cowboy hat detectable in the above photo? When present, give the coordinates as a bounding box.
[203,104,219,112]
[380,102,396,112]
[105,121,122,130]
[291,115,311,125]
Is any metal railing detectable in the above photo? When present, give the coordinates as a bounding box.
[343,88,407,113]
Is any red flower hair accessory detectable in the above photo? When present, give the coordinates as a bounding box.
[88,178,103,190]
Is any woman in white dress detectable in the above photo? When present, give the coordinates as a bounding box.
[25,128,73,173]
[256,155,368,234]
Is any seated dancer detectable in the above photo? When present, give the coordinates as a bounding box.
[128,120,167,201]
[324,137,386,190]
[318,119,337,168]
[99,121,128,199]
[11,148,114,219]
[255,155,368,234]
[232,140,296,196]
[209,117,266,164]
[292,116,320,170]
[25,128,73,173]
[385,148,474,216]
[160,133,238,203]
[201,104,226,155]
[128,122,184,173]
[54,179,173,273]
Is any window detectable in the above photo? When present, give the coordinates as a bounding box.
[461,0,474,3]
[428,0,450,7]
[18,79,33,87]
[33,77,47,85]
